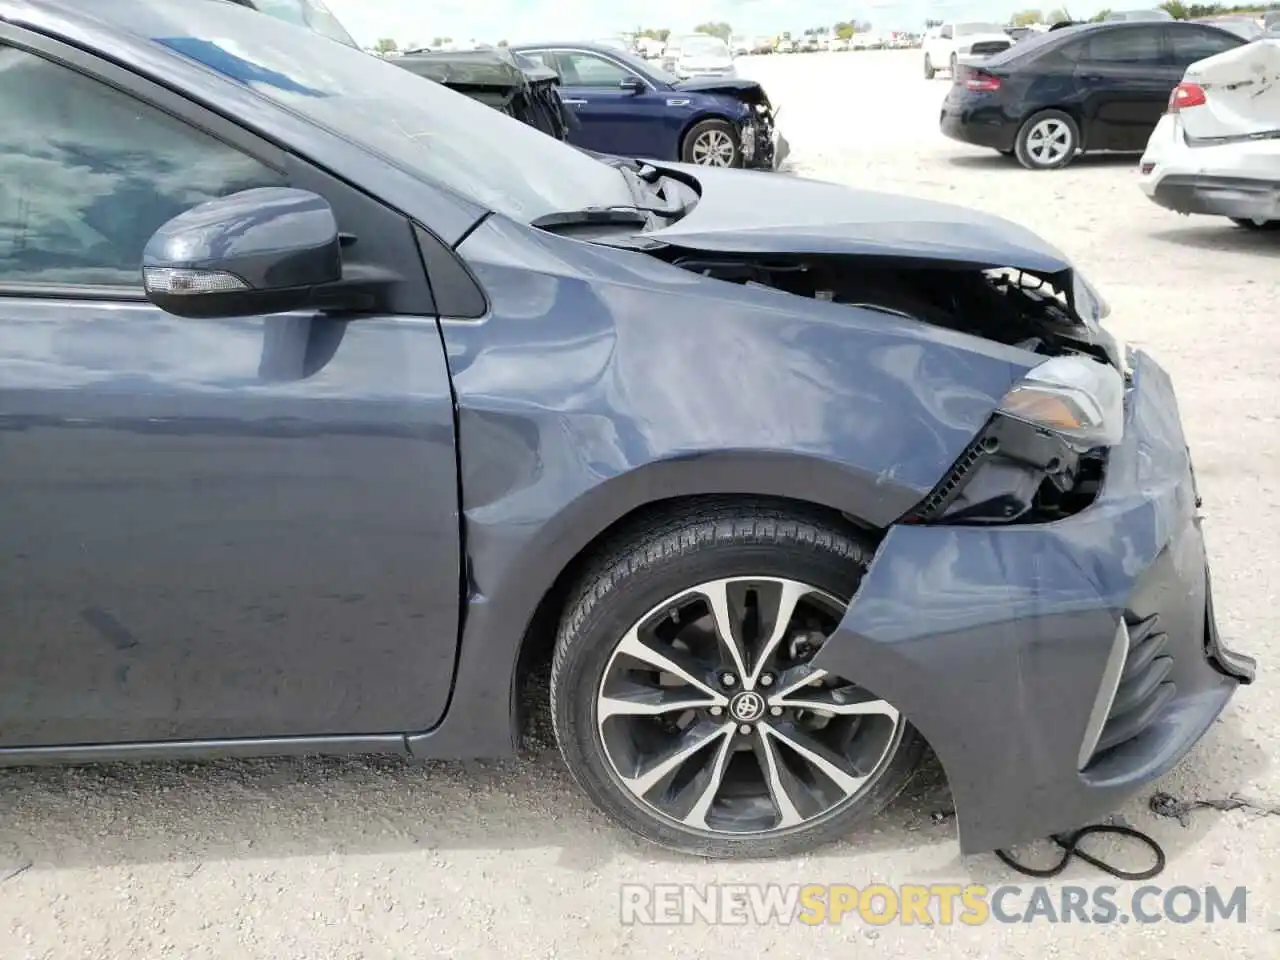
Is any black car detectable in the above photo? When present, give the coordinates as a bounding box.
[941,20,1245,170]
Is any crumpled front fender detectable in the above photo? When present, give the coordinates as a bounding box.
[811,350,1255,854]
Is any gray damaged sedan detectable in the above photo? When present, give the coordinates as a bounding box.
[0,0,1257,859]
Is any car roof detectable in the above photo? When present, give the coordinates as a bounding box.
[986,17,1243,64]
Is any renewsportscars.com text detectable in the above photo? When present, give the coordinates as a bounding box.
[619,883,1248,926]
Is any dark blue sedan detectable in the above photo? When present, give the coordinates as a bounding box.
[0,0,1254,862]
[511,41,788,168]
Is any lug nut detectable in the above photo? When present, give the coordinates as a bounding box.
[710,706,724,716]
[720,672,737,687]
[739,724,753,735]
[770,706,783,716]
[759,674,774,687]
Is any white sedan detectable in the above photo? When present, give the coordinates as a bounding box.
[1139,39,1280,230]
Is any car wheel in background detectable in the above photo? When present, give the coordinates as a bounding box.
[924,54,935,79]
[681,118,742,167]
[949,53,958,74]
[1014,109,1080,170]
[1230,217,1280,231]
[549,499,925,859]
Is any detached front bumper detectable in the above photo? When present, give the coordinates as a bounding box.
[811,349,1257,855]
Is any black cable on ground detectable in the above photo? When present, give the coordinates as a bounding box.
[994,823,1166,880]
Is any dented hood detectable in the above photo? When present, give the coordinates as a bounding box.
[646,164,1110,321]
[1181,38,1280,140]
[673,76,767,100]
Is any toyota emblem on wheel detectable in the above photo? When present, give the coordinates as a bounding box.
[729,690,766,724]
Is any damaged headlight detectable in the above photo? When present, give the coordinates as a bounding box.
[996,355,1125,449]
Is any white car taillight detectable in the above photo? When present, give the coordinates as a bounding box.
[1168,82,1207,113]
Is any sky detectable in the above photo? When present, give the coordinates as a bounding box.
[322,0,1113,47]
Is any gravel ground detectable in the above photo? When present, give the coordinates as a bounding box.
[3,49,1279,960]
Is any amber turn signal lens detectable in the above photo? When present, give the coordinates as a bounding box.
[999,388,1085,430]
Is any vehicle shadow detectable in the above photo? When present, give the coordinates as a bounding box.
[0,688,1263,880]
[946,153,1140,170]
[1150,223,1280,256]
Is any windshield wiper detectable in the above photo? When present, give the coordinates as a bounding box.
[530,207,651,230]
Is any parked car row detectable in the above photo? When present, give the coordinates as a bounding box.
[745,33,921,54]
[237,3,787,172]
[2,0,1256,867]
[939,19,1278,229]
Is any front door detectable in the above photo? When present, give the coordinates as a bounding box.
[1074,25,1177,151]
[547,50,673,159]
[0,36,461,747]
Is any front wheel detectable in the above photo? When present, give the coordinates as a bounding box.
[1014,109,1080,170]
[549,501,925,859]
[1230,217,1280,231]
[681,118,742,167]
[924,54,936,79]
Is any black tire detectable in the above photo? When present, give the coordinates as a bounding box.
[924,54,935,79]
[1013,109,1080,170]
[680,118,742,167]
[1230,217,1280,231]
[549,499,926,859]
[949,52,958,73]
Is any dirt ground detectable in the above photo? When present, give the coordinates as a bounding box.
[2,49,1278,960]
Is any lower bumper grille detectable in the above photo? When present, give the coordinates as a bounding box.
[1091,613,1176,760]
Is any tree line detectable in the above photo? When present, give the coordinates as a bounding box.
[1009,1,1273,24]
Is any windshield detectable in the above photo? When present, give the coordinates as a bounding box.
[608,46,680,84]
[956,22,1004,35]
[1200,18,1262,39]
[105,0,633,223]
[679,35,729,56]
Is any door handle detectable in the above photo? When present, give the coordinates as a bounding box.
[563,98,587,105]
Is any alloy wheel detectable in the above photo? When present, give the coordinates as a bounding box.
[594,576,904,837]
[1024,118,1073,167]
[690,129,737,166]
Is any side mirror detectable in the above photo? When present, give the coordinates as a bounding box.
[619,75,644,93]
[142,187,342,319]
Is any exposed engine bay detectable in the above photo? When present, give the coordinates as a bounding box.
[667,253,1119,527]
